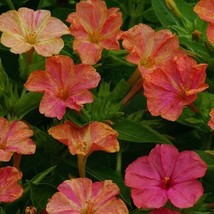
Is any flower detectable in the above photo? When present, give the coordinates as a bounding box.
[194,0,214,43]
[24,55,101,120]
[120,23,182,77]
[46,178,128,213]
[208,108,214,130]
[125,144,207,209]
[0,7,69,56]
[0,166,23,203]
[66,0,122,65]
[48,121,119,156]
[0,117,35,162]
[150,207,181,214]
[143,55,208,121]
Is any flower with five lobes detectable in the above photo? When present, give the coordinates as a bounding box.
[120,23,182,77]
[46,178,129,213]
[0,117,35,162]
[194,0,214,43]
[143,54,208,121]
[0,166,23,203]
[66,0,122,65]
[125,144,207,209]
[24,55,101,120]
[0,7,70,56]
[48,121,119,156]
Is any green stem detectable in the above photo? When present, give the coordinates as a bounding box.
[77,154,87,178]
[116,149,123,175]
[4,0,15,9]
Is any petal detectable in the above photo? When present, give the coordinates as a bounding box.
[73,40,102,65]
[1,32,32,54]
[148,144,179,178]
[0,167,23,203]
[34,38,65,56]
[0,10,25,36]
[208,108,214,130]
[171,151,207,183]
[24,70,53,92]
[168,180,204,208]
[39,93,66,120]
[75,0,107,32]
[0,149,13,162]
[194,0,214,23]
[207,23,214,43]
[130,188,168,209]
[150,207,181,214]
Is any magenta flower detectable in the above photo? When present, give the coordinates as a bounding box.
[66,0,122,65]
[46,178,128,213]
[24,55,101,120]
[0,7,69,56]
[143,55,208,121]
[0,117,35,162]
[0,166,23,203]
[125,144,207,209]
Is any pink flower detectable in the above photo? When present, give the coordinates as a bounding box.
[150,207,181,214]
[46,178,128,213]
[143,55,208,121]
[48,121,119,156]
[24,55,101,120]
[0,7,69,56]
[125,144,207,209]
[0,166,23,203]
[0,117,35,162]
[208,108,214,129]
[120,23,182,77]
[194,0,214,43]
[66,0,122,65]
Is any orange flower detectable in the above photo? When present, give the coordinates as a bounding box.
[24,55,100,120]
[48,121,119,156]
[0,7,69,56]
[194,0,214,43]
[143,55,208,121]
[0,166,23,203]
[46,178,128,213]
[48,121,119,177]
[120,23,182,77]
[0,117,35,162]
[66,0,122,65]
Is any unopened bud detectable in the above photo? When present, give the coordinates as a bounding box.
[165,0,182,17]
[25,206,37,214]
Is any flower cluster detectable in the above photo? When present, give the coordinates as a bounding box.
[0,0,213,213]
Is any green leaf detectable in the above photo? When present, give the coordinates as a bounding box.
[114,119,171,144]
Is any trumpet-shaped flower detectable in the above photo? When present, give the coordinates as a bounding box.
[150,208,181,214]
[0,7,70,56]
[66,0,122,65]
[46,178,128,213]
[0,166,23,203]
[0,117,35,162]
[194,0,214,43]
[24,55,101,120]
[48,121,119,156]
[120,23,182,77]
[143,55,208,121]
[125,144,207,209]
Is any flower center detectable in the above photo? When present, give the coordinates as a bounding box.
[81,201,94,214]
[56,88,68,100]
[26,32,37,44]
[161,176,171,190]
[89,32,101,44]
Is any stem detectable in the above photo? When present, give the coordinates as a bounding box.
[187,103,200,114]
[26,49,34,65]
[127,68,141,86]
[77,154,87,178]
[13,153,22,171]
[116,149,122,175]
[4,0,15,10]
